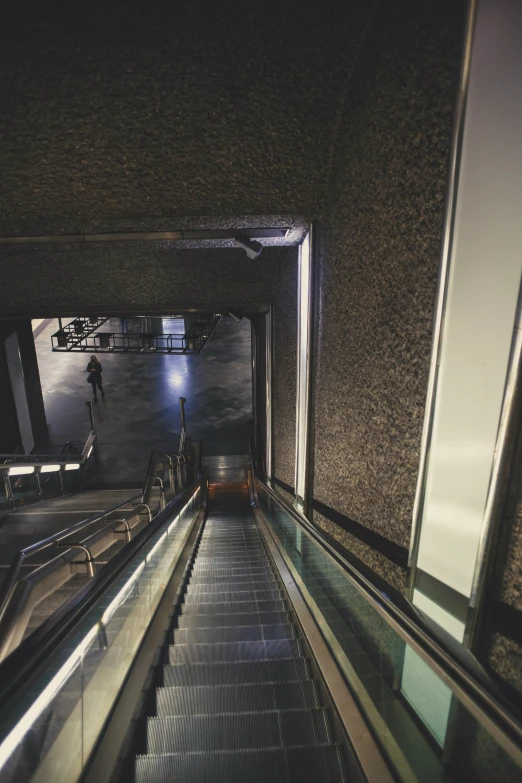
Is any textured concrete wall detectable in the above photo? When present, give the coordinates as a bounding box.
[273,249,299,490]
[0,0,369,227]
[0,244,281,316]
[310,0,466,591]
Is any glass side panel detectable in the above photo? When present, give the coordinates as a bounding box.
[0,486,202,783]
[256,482,522,783]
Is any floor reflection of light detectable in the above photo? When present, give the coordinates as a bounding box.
[168,371,185,388]
[161,353,190,394]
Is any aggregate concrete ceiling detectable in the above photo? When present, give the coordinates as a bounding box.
[0,0,373,236]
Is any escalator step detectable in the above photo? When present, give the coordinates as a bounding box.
[180,599,287,615]
[182,588,283,603]
[195,553,268,561]
[146,708,331,753]
[163,658,310,687]
[155,681,321,716]
[196,544,264,550]
[190,568,276,578]
[171,623,296,645]
[176,610,291,629]
[188,576,279,588]
[168,639,302,664]
[135,744,348,783]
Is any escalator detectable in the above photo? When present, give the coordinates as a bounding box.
[0,455,521,783]
[134,473,350,782]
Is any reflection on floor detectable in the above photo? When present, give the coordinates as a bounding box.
[35,316,252,485]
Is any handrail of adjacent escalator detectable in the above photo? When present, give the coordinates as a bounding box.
[251,471,522,763]
[0,476,202,710]
[0,491,143,628]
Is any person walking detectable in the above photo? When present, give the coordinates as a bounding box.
[86,355,104,401]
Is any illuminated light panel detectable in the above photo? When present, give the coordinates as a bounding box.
[8,466,34,476]
[87,445,94,458]
[64,463,81,471]
[40,464,61,473]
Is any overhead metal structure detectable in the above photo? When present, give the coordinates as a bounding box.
[51,314,223,354]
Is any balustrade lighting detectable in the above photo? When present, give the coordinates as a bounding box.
[87,446,94,459]
[40,464,61,473]
[64,463,81,471]
[8,466,35,476]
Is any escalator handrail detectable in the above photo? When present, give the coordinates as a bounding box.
[0,477,202,710]
[253,473,522,756]
[0,490,142,626]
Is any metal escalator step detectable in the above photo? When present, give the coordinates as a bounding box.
[171,623,296,645]
[176,610,291,629]
[199,538,263,544]
[195,550,268,557]
[180,599,286,615]
[183,590,283,604]
[163,658,310,687]
[196,550,265,558]
[146,708,331,753]
[195,555,267,563]
[191,567,275,577]
[195,553,268,561]
[168,639,302,664]
[188,576,279,588]
[135,744,348,783]
[193,563,271,572]
[195,544,265,550]
[155,680,321,716]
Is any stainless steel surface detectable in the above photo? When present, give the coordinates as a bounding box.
[255,475,522,769]
[0,492,142,640]
[251,320,258,451]
[58,543,95,577]
[294,226,314,512]
[2,476,14,508]
[251,488,396,782]
[179,396,187,453]
[265,306,274,483]
[407,0,477,598]
[34,473,43,501]
[464,279,522,646]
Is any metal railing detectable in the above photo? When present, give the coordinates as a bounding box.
[0,428,97,508]
[0,474,205,783]
[51,313,223,354]
[0,446,193,663]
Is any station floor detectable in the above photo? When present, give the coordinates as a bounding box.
[34,315,253,485]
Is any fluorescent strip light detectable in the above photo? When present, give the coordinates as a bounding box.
[40,464,61,473]
[167,515,180,535]
[101,561,145,627]
[8,466,34,476]
[87,445,94,458]
[64,463,80,471]
[146,531,168,563]
[0,624,98,773]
